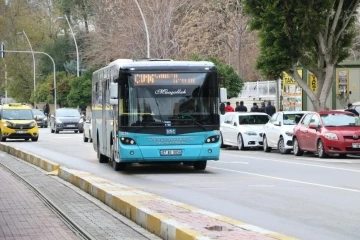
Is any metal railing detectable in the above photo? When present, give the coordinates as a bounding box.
[238,81,277,98]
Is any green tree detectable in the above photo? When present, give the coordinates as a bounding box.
[189,54,243,99]
[34,71,73,107]
[67,68,95,108]
[243,0,359,110]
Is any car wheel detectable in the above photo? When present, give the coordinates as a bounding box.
[317,140,328,158]
[0,131,6,142]
[24,138,30,141]
[278,137,291,154]
[193,161,207,170]
[31,136,38,142]
[74,131,78,133]
[293,138,303,156]
[220,133,227,148]
[55,129,59,134]
[97,136,109,163]
[237,134,245,150]
[263,135,272,152]
[79,130,84,134]
[51,127,54,133]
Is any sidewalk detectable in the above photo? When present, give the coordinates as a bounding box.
[0,165,81,240]
[0,152,159,240]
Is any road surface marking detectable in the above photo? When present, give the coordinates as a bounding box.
[209,166,360,193]
[221,152,360,173]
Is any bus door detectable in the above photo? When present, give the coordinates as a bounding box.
[101,80,108,154]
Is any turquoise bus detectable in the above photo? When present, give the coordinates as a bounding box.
[92,59,227,171]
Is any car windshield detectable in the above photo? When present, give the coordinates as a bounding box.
[320,113,360,127]
[283,113,305,125]
[56,109,80,117]
[32,109,45,117]
[239,115,269,125]
[2,109,34,120]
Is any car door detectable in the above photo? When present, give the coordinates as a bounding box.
[229,114,240,144]
[266,113,278,147]
[272,113,283,146]
[296,113,313,150]
[306,114,321,151]
[221,114,234,145]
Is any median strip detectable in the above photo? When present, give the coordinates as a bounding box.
[0,143,297,240]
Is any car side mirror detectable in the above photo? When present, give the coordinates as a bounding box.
[274,121,281,126]
[34,116,38,120]
[309,123,320,130]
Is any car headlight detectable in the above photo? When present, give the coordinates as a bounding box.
[43,117,47,121]
[79,118,84,124]
[4,121,13,127]
[244,131,257,136]
[29,122,36,127]
[285,131,293,137]
[324,132,338,140]
[56,119,62,124]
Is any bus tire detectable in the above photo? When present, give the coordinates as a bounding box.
[113,161,127,171]
[193,161,207,170]
[97,136,109,163]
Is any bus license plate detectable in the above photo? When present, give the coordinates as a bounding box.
[352,143,360,148]
[160,150,182,156]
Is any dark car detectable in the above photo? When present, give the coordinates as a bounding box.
[49,108,84,134]
[293,110,360,158]
[32,109,48,128]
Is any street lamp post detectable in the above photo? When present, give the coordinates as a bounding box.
[57,15,79,77]
[2,50,57,113]
[133,0,150,58]
[17,30,36,107]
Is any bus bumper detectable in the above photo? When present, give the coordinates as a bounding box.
[118,142,220,162]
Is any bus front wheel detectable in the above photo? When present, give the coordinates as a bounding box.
[193,161,207,170]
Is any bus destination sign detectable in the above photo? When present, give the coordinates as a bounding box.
[133,73,201,85]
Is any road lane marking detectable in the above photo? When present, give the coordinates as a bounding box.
[216,161,249,164]
[209,166,360,193]
[221,152,360,173]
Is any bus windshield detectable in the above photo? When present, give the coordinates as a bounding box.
[120,72,219,127]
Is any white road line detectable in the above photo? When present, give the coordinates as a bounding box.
[221,152,360,173]
[216,161,249,164]
[208,166,360,193]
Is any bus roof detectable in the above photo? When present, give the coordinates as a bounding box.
[107,59,215,69]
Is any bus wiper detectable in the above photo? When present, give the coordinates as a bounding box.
[154,96,163,123]
[175,116,208,131]
[132,121,161,132]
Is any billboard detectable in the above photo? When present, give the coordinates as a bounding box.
[282,70,303,111]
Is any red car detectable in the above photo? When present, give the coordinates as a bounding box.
[293,110,360,158]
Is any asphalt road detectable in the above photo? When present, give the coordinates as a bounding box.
[4,128,360,240]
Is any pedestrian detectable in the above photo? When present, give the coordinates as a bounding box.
[225,102,234,112]
[345,103,359,116]
[220,102,226,115]
[259,102,265,112]
[43,102,50,116]
[235,101,247,112]
[265,101,276,116]
[250,103,259,112]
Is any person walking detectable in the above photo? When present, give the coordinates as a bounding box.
[43,102,50,116]
[345,103,359,116]
[265,101,276,116]
[235,101,247,112]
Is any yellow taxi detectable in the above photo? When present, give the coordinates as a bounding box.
[0,103,39,142]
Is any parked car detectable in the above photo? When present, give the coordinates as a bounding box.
[83,116,92,142]
[49,108,84,134]
[32,109,48,128]
[293,110,360,158]
[220,112,270,150]
[262,111,308,154]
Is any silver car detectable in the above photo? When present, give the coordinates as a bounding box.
[32,109,48,128]
[49,108,84,134]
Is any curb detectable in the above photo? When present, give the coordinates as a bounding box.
[0,143,297,240]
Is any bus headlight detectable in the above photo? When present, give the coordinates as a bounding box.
[120,137,136,145]
[205,135,220,143]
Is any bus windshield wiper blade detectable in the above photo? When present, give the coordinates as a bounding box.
[174,117,208,130]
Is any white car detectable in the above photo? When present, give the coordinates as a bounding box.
[220,112,270,150]
[262,111,308,154]
[83,116,93,142]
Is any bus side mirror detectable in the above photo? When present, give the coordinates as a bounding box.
[220,88,227,103]
[110,83,118,99]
